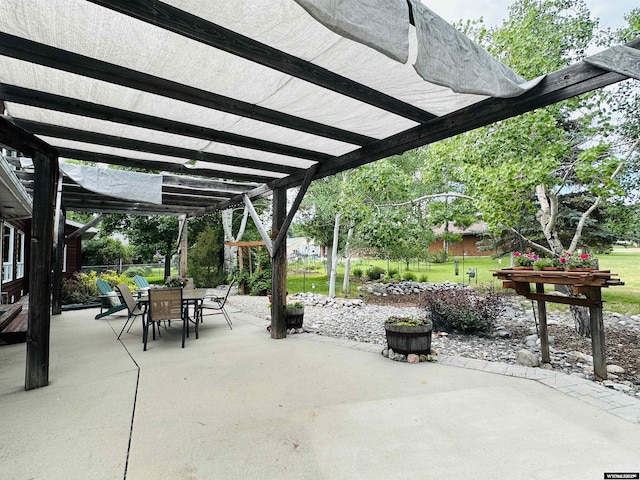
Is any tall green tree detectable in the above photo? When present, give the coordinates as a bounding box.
[188,225,226,287]
[424,0,638,335]
[101,214,179,279]
[81,236,132,266]
[297,174,350,276]
[343,158,435,268]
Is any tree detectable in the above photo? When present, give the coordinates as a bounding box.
[297,174,350,277]
[101,214,179,279]
[188,225,226,287]
[424,0,637,335]
[82,236,132,266]
[344,159,423,265]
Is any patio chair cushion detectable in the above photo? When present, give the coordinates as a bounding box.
[106,291,121,307]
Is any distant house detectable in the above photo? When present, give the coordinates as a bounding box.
[429,222,495,257]
[287,237,320,259]
[1,150,96,303]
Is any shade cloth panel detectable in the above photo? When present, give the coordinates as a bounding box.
[60,163,163,205]
[295,0,543,97]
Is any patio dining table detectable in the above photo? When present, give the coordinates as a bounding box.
[134,288,208,339]
[137,287,207,312]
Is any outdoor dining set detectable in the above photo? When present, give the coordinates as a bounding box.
[98,276,235,351]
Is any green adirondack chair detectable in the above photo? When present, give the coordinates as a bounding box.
[95,278,127,319]
[133,275,151,289]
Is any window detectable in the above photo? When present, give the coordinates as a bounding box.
[2,224,14,283]
[16,230,25,279]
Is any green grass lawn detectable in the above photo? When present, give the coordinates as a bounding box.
[286,249,640,315]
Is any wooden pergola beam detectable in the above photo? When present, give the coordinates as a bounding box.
[270,187,287,339]
[66,213,104,242]
[88,0,436,124]
[219,39,640,209]
[162,175,257,193]
[272,164,319,256]
[12,119,303,175]
[55,148,276,183]
[61,198,206,216]
[0,83,332,162]
[0,32,374,146]
[26,150,57,390]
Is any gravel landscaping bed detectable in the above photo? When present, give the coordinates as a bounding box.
[223,282,640,398]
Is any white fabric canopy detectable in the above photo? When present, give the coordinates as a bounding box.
[1,0,628,213]
[0,1,535,160]
[295,0,544,96]
[60,163,163,205]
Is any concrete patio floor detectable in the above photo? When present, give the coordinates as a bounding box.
[1,300,640,480]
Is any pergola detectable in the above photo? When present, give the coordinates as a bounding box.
[0,0,638,389]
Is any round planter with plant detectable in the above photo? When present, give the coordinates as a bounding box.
[384,316,433,356]
[285,302,305,329]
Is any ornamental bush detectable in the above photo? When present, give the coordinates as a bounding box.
[366,266,385,280]
[402,271,417,281]
[61,271,100,305]
[352,267,363,278]
[100,270,132,288]
[123,265,151,278]
[421,288,504,335]
[387,268,399,279]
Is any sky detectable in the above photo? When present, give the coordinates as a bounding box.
[427,0,636,30]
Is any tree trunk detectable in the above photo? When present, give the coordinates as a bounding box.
[178,214,188,278]
[536,183,591,336]
[342,226,353,294]
[328,212,341,298]
[164,240,172,280]
[222,209,238,274]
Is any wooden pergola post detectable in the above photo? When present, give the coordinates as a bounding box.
[270,187,287,339]
[535,283,550,364]
[26,150,58,390]
[586,287,607,380]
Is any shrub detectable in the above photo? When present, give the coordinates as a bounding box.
[123,265,150,277]
[248,268,272,296]
[429,250,447,264]
[99,270,132,289]
[352,267,363,278]
[418,274,429,282]
[385,316,431,327]
[421,288,504,335]
[366,266,385,280]
[122,265,151,278]
[61,271,100,304]
[402,271,417,281]
[387,268,399,279]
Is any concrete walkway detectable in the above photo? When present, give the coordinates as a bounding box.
[1,302,639,480]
